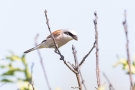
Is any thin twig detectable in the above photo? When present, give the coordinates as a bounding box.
[35,34,51,90]
[93,11,101,88]
[44,10,63,59]
[44,10,77,74]
[0,83,6,88]
[80,71,87,90]
[122,10,134,90]
[72,45,82,90]
[67,61,76,70]
[28,62,35,90]
[103,72,115,90]
[63,60,78,74]
[79,41,96,67]
[72,48,78,68]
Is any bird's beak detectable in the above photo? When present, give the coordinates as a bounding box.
[73,35,78,41]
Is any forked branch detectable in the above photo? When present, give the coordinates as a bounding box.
[44,10,77,74]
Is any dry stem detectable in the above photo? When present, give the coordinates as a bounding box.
[79,41,96,67]
[35,34,51,90]
[103,72,115,90]
[122,10,134,90]
[80,71,87,90]
[93,11,101,88]
[28,62,35,90]
[72,45,82,90]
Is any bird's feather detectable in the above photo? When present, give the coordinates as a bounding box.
[46,30,61,39]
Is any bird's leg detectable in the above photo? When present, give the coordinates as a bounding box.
[54,49,64,60]
[54,44,59,54]
[60,55,64,60]
[54,49,59,54]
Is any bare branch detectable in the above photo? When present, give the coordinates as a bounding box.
[80,71,87,90]
[122,10,134,90]
[93,11,101,88]
[72,45,79,69]
[28,62,35,90]
[67,61,76,70]
[63,60,78,74]
[79,41,96,67]
[44,10,78,74]
[35,34,52,90]
[103,72,115,90]
[72,45,82,90]
[44,10,63,60]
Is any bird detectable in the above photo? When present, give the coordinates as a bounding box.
[24,29,78,53]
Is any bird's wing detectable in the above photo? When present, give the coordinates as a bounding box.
[46,30,61,39]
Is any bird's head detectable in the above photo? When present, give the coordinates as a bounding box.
[63,29,78,41]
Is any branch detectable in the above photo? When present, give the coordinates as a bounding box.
[80,71,87,90]
[72,45,82,90]
[72,45,79,69]
[28,62,35,90]
[67,61,76,70]
[44,10,63,60]
[103,72,115,90]
[35,34,52,90]
[79,41,96,67]
[93,11,101,88]
[122,10,134,90]
[44,10,77,74]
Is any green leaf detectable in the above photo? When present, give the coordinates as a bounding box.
[133,55,135,66]
[2,70,15,76]
[1,79,14,82]
[21,54,27,65]
[6,55,22,61]
[113,58,128,67]
[0,65,8,68]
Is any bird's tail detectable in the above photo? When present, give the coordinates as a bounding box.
[24,44,42,53]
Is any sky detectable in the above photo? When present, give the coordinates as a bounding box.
[0,0,135,90]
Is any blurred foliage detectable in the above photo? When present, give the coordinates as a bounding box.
[97,85,105,90]
[114,55,135,89]
[113,55,135,74]
[0,52,36,90]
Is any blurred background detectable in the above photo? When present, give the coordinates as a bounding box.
[0,0,135,90]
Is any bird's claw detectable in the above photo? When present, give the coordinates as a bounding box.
[54,49,64,60]
[60,55,64,60]
[54,49,59,54]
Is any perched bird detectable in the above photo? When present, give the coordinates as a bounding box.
[24,29,78,53]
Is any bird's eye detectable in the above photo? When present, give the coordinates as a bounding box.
[64,32,69,35]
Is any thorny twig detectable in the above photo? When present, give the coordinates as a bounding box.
[93,11,101,88]
[35,34,52,90]
[122,10,134,90]
[103,72,115,90]
[44,10,78,74]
